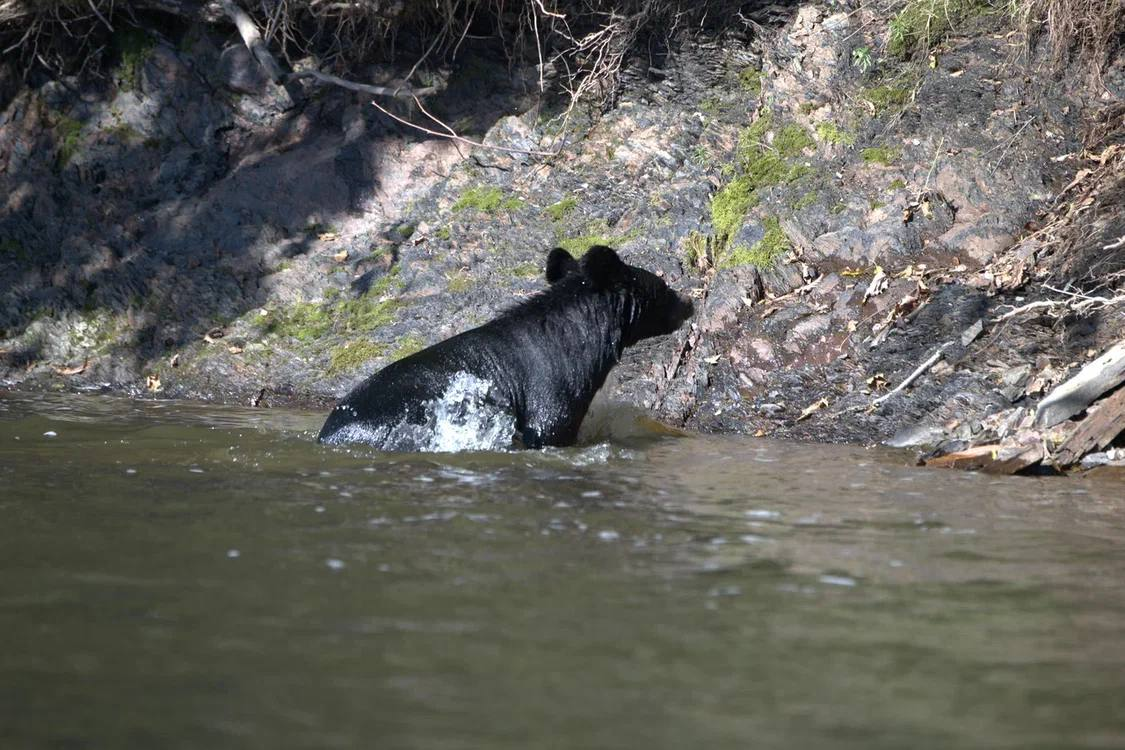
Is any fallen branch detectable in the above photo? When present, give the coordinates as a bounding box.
[369,98,560,157]
[218,0,282,83]
[870,342,952,409]
[288,69,437,99]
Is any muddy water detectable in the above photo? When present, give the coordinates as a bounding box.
[2,392,1124,749]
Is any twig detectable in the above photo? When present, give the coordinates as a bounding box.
[86,0,113,31]
[369,99,559,158]
[870,342,952,409]
[288,69,437,99]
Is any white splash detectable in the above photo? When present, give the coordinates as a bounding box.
[330,371,516,453]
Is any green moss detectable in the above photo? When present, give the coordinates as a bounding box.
[889,178,907,190]
[54,115,83,167]
[510,262,541,279]
[711,178,758,249]
[861,146,900,166]
[888,0,985,59]
[436,226,452,241]
[545,196,579,222]
[870,199,888,210]
[264,270,404,341]
[815,121,857,146]
[862,81,914,116]
[683,231,709,269]
[104,121,141,143]
[263,300,333,342]
[700,96,723,116]
[774,124,814,157]
[447,270,474,293]
[721,216,790,269]
[329,340,386,374]
[114,27,154,92]
[556,219,638,256]
[830,202,847,215]
[791,191,818,211]
[799,101,819,115]
[396,223,416,239]
[390,334,426,361]
[452,186,524,214]
[738,67,764,96]
[711,113,811,250]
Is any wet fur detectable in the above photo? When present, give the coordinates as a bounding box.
[318,246,694,449]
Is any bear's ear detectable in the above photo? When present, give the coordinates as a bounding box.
[545,247,579,284]
[581,245,627,290]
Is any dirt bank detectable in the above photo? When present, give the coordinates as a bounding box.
[2,1,1123,470]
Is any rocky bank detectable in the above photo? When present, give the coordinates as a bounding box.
[2,2,1123,470]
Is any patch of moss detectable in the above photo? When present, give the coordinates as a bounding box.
[447,270,474,293]
[556,219,638,256]
[452,186,524,214]
[711,178,758,250]
[114,27,154,92]
[870,199,888,210]
[830,202,847,215]
[545,196,579,222]
[861,146,900,166]
[104,121,141,143]
[700,96,724,116]
[683,231,709,269]
[798,101,819,115]
[721,216,790,269]
[436,226,452,241]
[815,121,857,146]
[329,340,386,374]
[711,113,810,250]
[264,270,404,341]
[791,191,818,211]
[390,334,426,362]
[54,115,83,168]
[263,300,333,342]
[738,67,763,96]
[510,262,540,279]
[889,178,907,190]
[395,223,416,239]
[888,0,985,59]
[862,81,914,116]
[774,124,814,157]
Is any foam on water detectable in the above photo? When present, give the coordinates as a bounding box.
[329,371,516,452]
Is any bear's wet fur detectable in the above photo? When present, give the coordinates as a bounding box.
[317,245,694,450]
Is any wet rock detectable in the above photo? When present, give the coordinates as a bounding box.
[219,44,269,95]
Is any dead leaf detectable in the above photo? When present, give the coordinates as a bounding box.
[54,359,88,376]
[866,373,888,391]
[753,428,768,437]
[796,397,829,421]
[333,249,349,262]
[703,355,721,365]
[203,327,225,344]
[146,374,163,393]
[841,267,866,277]
[227,345,244,355]
[170,353,180,368]
[862,266,888,305]
[318,231,339,242]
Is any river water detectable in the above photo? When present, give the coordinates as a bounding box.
[2,392,1123,749]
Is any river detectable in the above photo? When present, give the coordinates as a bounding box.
[2,392,1123,749]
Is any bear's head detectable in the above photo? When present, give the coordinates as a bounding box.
[546,245,694,344]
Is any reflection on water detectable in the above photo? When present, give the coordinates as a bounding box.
[2,391,1124,749]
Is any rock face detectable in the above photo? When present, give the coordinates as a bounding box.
[1,5,1122,462]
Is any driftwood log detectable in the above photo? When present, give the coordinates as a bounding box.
[1036,340,1125,427]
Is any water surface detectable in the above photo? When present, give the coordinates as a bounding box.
[2,392,1124,749]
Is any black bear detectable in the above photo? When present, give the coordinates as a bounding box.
[317,245,694,451]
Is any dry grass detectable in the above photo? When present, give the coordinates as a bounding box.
[1011,0,1124,72]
